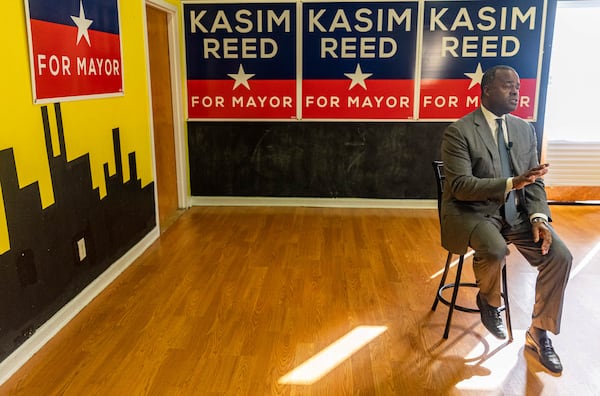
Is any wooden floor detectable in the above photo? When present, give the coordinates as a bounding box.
[1,205,599,395]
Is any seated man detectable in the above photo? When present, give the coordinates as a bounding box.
[440,64,572,373]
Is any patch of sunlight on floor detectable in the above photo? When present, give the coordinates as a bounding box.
[569,240,600,280]
[278,325,387,385]
[456,331,524,391]
[430,250,474,279]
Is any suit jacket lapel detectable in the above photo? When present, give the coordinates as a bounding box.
[473,108,502,176]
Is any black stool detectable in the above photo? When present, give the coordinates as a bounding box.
[431,160,513,341]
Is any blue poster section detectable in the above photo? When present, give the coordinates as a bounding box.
[421,0,544,80]
[27,0,120,34]
[183,2,296,80]
[303,1,418,79]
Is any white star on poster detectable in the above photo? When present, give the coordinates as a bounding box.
[464,63,484,90]
[227,64,255,90]
[70,0,93,46]
[344,64,373,90]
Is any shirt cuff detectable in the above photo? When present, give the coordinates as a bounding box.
[505,177,513,194]
[529,213,549,222]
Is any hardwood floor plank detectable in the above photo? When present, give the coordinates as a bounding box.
[1,205,599,395]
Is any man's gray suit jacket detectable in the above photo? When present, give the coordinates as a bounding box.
[440,108,551,254]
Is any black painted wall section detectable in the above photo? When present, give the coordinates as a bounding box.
[0,103,156,361]
[189,122,450,199]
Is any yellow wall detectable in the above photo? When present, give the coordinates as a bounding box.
[0,1,158,254]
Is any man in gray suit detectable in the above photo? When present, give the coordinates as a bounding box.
[441,65,572,373]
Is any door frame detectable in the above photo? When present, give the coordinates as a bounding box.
[144,0,188,210]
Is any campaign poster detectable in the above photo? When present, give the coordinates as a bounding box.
[184,2,297,120]
[302,1,419,120]
[24,0,124,103]
[419,0,547,120]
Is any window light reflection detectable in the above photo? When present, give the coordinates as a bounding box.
[430,250,475,279]
[279,325,387,385]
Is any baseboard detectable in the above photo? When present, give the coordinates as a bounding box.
[0,226,160,386]
[190,196,437,209]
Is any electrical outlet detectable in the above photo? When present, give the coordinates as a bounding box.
[77,237,87,261]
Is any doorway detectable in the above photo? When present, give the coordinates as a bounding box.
[145,1,187,231]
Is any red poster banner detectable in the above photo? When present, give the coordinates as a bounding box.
[419,72,537,120]
[187,78,296,119]
[25,0,124,103]
[302,79,414,120]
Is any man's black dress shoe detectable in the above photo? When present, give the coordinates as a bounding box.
[525,330,563,373]
[476,292,507,339]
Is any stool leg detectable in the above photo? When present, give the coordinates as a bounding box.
[501,263,513,342]
[432,252,453,311]
[443,254,465,339]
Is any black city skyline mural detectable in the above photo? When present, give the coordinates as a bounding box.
[0,103,155,361]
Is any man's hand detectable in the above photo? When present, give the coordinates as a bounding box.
[532,221,552,255]
[513,163,549,190]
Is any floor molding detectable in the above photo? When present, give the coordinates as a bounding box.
[190,196,437,209]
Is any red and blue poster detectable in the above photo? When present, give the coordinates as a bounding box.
[302,2,418,120]
[183,2,297,120]
[24,0,124,103]
[419,0,546,120]
[182,1,548,121]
